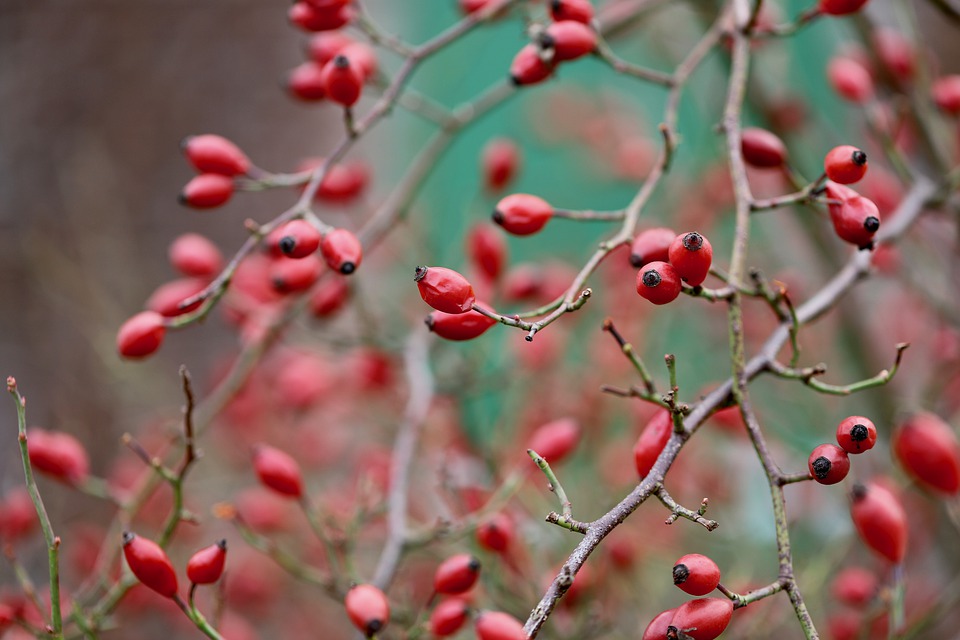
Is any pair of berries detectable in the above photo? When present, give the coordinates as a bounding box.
[289,53,367,105]
[269,221,363,275]
[122,533,227,598]
[807,416,877,485]
[642,598,733,640]
[636,231,713,305]
[179,135,250,209]
[415,265,498,341]
[510,7,597,86]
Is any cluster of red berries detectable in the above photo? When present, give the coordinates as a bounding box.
[288,32,375,106]
[806,415,877,486]
[634,230,713,305]
[122,532,227,598]
[508,0,597,86]
[642,553,733,640]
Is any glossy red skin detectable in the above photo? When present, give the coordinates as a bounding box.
[668,232,713,286]
[825,183,881,248]
[825,145,868,184]
[819,0,869,15]
[288,2,352,32]
[117,311,166,359]
[187,540,227,585]
[527,418,581,464]
[146,278,207,318]
[340,42,378,81]
[307,32,354,64]
[808,443,851,485]
[641,608,676,640]
[270,254,323,293]
[630,227,676,267]
[849,482,908,563]
[493,194,553,236]
[429,598,470,636]
[467,223,507,280]
[828,57,874,103]
[415,266,476,314]
[836,416,877,454]
[180,173,233,208]
[320,55,363,106]
[253,445,304,498]
[932,75,960,114]
[309,277,350,317]
[272,220,322,259]
[434,554,481,594]
[345,584,390,636]
[181,134,249,176]
[476,513,513,552]
[831,566,877,607]
[288,62,326,101]
[668,598,733,640]
[741,127,787,168]
[633,409,673,478]
[543,20,596,61]
[510,44,555,86]
[892,412,960,494]
[475,611,526,640]
[427,308,496,341]
[28,429,89,485]
[673,554,721,596]
[482,138,520,191]
[122,532,178,598]
[550,0,594,23]
[169,233,223,278]
[320,229,363,274]
[636,261,682,305]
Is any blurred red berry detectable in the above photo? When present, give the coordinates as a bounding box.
[181,134,250,176]
[146,278,207,318]
[253,445,304,498]
[168,233,223,278]
[542,20,596,61]
[849,481,907,563]
[321,55,363,106]
[426,308,496,341]
[187,540,227,585]
[741,127,787,168]
[28,429,89,485]
[633,409,673,478]
[550,0,594,23]
[345,584,390,637]
[320,228,363,274]
[179,173,234,209]
[629,227,676,267]
[117,311,166,359]
[828,57,874,103]
[475,611,526,640]
[482,138,521,191]
[891,412,960,495]
[429,598,470,637]
[932,75,960,114]
[527,418,580,464]
[434,554,481,595]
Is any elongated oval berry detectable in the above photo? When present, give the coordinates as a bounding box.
[415,266,476,314]
[629,227,675,267]
[146,278,206,318]
[181,134,250,176]
[542,20,597,61]
[808,443,851,485]
[28,429,90,485]
[825,183,880,249]
[642,608,676,640]
[831,567,877,607]
[309,277,350,317]
[636,261,681,305]
[634,409,673,478]
[427,308,496,341]
[932,75,960,115]
[273,220,322,259]
[270,254,323,293]
[668,232,713,286]
[169,233,223,278]
[467,223,507,281]
[493,194,553,236]
[510,44,554,86]
[527,418,580,464]
[476,513,513,553]
[828,57,874,103]
[819,0,869,15]
[550,0,594,23]
[460,0,495,13]
[289,2,352,32]
[741,127,787,168]
[288,62,327,101]
[307,31,355,64]
[345,584,390,637]
[482,138,520,191]
[849,481,907,563]
[668,598,733,640]
[320,228,363,274]
[179,174,234,209]
[187,540,227,585]
[825,145,868,184]
[122,532,178,598]
[320,55,363,107]
[253,445,303,498]
[836,416,877,454]
[891,412,960,495]
[434,554,481,595]
[475,611,526,640]
[117,311,166,359]
[673,554,721,596]
[429,598,470,637]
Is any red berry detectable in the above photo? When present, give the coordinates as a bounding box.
[629,227,675,267]
[636,261,682,305]
[836,416,877,454]
[482,138,521,191]
[741,127,788,168]
[641,608,676,640]
[831,566,877,607]
[168,233,223,278]
[320,55,363,107]
[307,32,355,64]
[668,231,713,286]
[510,44,554,86]
[271,220,322,259]
[550,0,594,24]
[891,412,960,495]
[493,194,553,236]
[426,308,496,341]
[270,254,323,293]
[186,540,227,585]
[146,278,207,318]
[849,481,907,563]
[808,443,851,485]
[181,134,250,176]
[27,429,90,485]
[476,513,513,553]
[825,145,868,184]
[287,62,327,101]
[819,0,869,15]
[122,532,178,598]
[542,20,597,62]
[673,553,721,596]
[340,42,378,81]
[429,598,470,637]
[117,311,166,359]
[253,445,304,498]
[345,584,390,637]
[475,611,526,640]
[668,598,733,640]
[825,182,881,249]
[434,554,481,595]
[460,0,494,13]
[873,29,914,82]
[932,75,960,114]
[633,409,673,478]
[309,277,350,317]
[414,266,476,314]
[179,173,234,209]
[467,223,508,281]
[828,57,874,103]
[288,2,352,32]
[320,228,363,274]
[527,418,580,464]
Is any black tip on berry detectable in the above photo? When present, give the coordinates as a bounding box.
[340,262,356,275]
[666,626,680,640]
[333,54,350,69]
[812,456,831,479]
[177,192,189,206]
[509,74,523,86]
[642,270,662,288]
[629,253,644,268]
[851,482,867,501]
[216,539,228,550]
[122,531,135,546]
[468,556,481,572]
[414,266,428,281]
[424,315,435,331]
[551,0,562,9]
[492,209,505,225]
[278,236,296,254]
[863,216,880,233]
[180,136,194,152]
[539,34,556,49]
[672,564,690,585]
[852,150,867,166]
[366,619,383,635]
[682,232,704,251]
[850,424,868,442]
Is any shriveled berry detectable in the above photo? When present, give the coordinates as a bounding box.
[849,481,907,563]
[642,608,676,640]
[434,554,481,595]
[668,597,733,640]
[187,540,227,585]
[550,0,594,24]
[169,233,223,278]
[541,20,597,61]
[253,445,304,498]
[892,412,960,495]
[825,145,868,184]
[181,134,250,176]
[426,308,496,341]
[633,409,673,478]
[836,416,877,454]
[741,127,788,168]
[493,194,553,236]
[320,228,363,274]
[510,44,554,86]
[179,174,234,209]
[117,311,166,359]
[414,266,476,314]
[673,553,721,596]
[482,138,521,191]
[475,611,526,640]
[636,261,681,305]
[28,429,90,485]
[527,418,580,464]
[429,598,470,637]
[629,227,675,267]
[122,532,178,598]
[668,231,713,286]
[808,443,851,485]
[345,584,390,637]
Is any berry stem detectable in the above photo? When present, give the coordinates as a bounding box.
[528,449,575,523]
[654,485,719,531]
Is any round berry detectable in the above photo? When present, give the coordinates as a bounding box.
[426,308,496,341]
[287,62,327,101]
[252,445,304,498]
[633,409,673,478]
[122,532,178,598]
[825,145,868,184]
[187,540,227,585]
[629,227,675,267]
[181,134,250,176]
[117,311,166,359]
[345,584,390,637]
[510,44,554,86]
[932,75,960,114]
[272,220,322,259]
[179,173,233,209]
[434,554,481,595]
[668,231,713,286]
[741,127,788,168]
[493,194,553,236]
[668,597,734,640]
[320,228,363,274]
[849,481,907,563]
[414,266,476,314]
[673,553,721,596]
[891,412,960,495]
[808,443,851,485]
[636,261,681,305]
[836,416,877,454]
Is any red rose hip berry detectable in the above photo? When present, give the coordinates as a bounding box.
[426,308,496,341]
[433,554,481,595]
[28,429,90,485]
[636,261,681,305]
[550,0,594,23]
[252,445,304,499]
[825,145,868,184]
[541,20,597,61]
[527,418,581,464]
[808,443,851,485]
[187,540,227,585]
[482,138,520,191]
[825,183,881,249]
[181,134,250,176]
[668,597,734,640]
[510,44,554,86]
[493,194,553,236]
[345,584,390,637]
[273,220,322,259]
[475,611,526,640]
[629,227,675,267]
[320,228,363,274]
[891,412,960,495]
[641,608,676,640]
[668,231,713,286]
[117,311,166,359]
[122,532,178,598]
[168,233,223,278]
[672,553,721,596]
[320,54,363,107]
[429,598,470,637]
[849,481,907,563]
[741,127,788,168]
[836,416,877,454]
[179,173,234,209]
[633,409,673,478]
[415,266,476,314]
